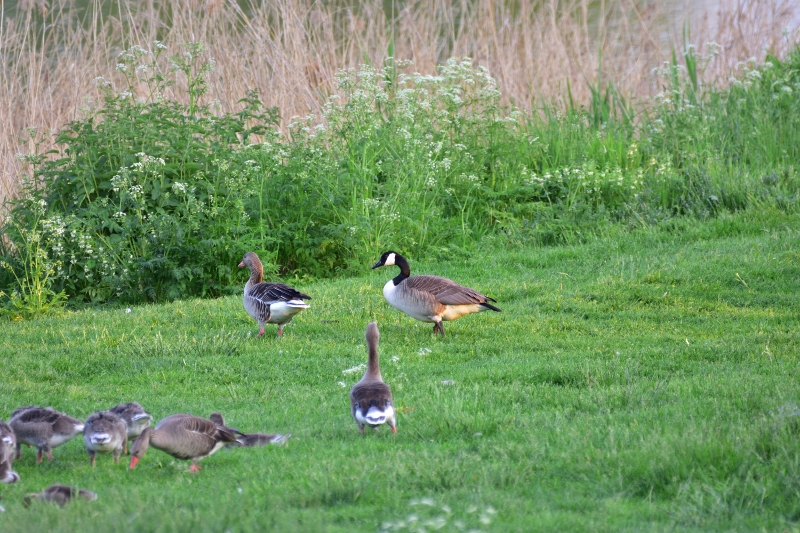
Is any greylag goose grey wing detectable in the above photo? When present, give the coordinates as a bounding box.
[208,412,290,447]
[109,402,153,440]
[247,282,311,303]
[10,407,84,464]
[130,414,239,472]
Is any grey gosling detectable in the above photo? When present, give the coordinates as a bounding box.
[9,406,84,464]
[0,420,20,483]
[23,485,97,507]
[208,412,291,447]
[239,252,311,337]
[83,411,127,467]
[372,251,501,337]
[129,414,239,473]
[108,402,153,453]
[350,322,396,434]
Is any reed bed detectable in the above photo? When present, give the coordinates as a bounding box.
[0,0,797,203]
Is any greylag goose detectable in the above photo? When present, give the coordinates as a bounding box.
[23,485,97,507]
[0,420,19,483]
[83,411,127,467]
[239,252,311,337]
[350,322,396,434]
[208,412,291,447]
[129,414,239,472]
[108,402,153,453]
[372,251,501,337]
[9,406,84,464]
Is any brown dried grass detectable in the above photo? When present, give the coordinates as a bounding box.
[0,0,797,203]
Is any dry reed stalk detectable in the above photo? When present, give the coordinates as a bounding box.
[0,0,797,204]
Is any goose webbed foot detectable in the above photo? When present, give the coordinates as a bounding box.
[256,327,265,338]
[189,462,202,473]
[433,322,445,337]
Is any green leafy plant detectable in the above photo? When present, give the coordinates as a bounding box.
[0,200,66,319]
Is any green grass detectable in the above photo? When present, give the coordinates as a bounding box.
[0,206,799,532]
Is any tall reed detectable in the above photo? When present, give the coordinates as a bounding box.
[0,0,797,203]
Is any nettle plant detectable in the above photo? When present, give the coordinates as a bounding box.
[3,43,279,304]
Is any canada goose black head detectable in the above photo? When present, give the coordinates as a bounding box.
[372,251,399,269]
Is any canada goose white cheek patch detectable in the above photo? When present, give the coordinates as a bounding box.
[384,253,396,266]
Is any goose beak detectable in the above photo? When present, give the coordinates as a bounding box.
[371,260,382,269]
[129,457,139,470]
[238,261,245,268]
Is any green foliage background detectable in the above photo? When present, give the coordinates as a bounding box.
[2,43,799,308]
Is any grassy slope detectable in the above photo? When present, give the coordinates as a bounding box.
[0,207,798,532]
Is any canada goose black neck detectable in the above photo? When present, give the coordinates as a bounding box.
[391,255,411,286]
[365,322,382,381]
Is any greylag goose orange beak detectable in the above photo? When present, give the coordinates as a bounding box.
[350,322,397,434]
[372,250,501,337]
[129,414,238,473]
[9,406,84,464]
[239,252,311,337]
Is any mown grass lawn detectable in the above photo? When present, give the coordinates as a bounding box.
[1,207,798,532]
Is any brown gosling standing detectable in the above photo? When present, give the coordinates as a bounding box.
[83,411,127,467]
[372,251,501,337]
[129,414,239,473]
[350,322,396,434]
[0,420,20,484]
[23,485,97,507]
[238,252,311,337]
[9,406,84,464]
[108,402,153,454]
[208,412,291,447]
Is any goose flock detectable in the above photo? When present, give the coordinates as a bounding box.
[0,250,500,507]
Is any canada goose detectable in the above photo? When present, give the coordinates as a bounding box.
[108,402,153,453]
[22,485,97,507]
[372,251,501,337]
[350,322,396,434]
[0,420,19,484]
[239,252,311,337]
[129,414,239,472]
[83,411,127,467]
[9,406,84,464]
[208,412,291,447]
